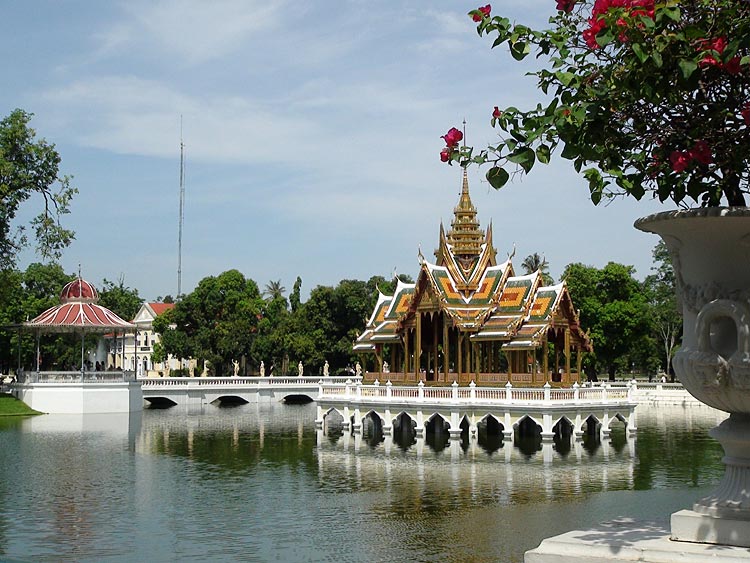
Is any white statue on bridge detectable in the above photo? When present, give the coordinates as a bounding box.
[201,360,210,377]
[323,360,329,377]
[383,361,389,373]
[355,362,361,377]
[233,359,240,377]
[298,361,304,377]
[260,361,265,377]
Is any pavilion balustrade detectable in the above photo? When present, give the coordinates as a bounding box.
[17,370,135,384]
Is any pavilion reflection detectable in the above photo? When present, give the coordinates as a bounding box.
[315,426,637,513]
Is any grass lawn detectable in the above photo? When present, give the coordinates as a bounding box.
[0,393,42,416]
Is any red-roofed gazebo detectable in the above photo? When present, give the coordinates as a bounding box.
[9,277,142,414]
[22,277,136,377]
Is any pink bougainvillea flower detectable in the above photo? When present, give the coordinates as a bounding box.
[742,103,750,126]
[583,17,607,49]
[492,106,502,118]
[707,36,728,54]
[689,140,713,165]
[472,4,491,22]
[724,56,742,75]
[698,36,729,68]
[556,0,576,12]
[670,150,691,173]
[699,55,720,68]
[442,127,463,148]
[440,148,451,162]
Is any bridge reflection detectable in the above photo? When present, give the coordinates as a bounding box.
[314,426,636,509]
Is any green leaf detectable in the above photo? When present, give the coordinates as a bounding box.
[678,59,697,80]
[651,50,663,68]
[631,43,648,63]
[661,6,681,22]
[507,147,536,173]
[555,71,576,87]
[560,142,580,160]
[510,41,531,61]
[584,168,604,205]
[486,167,510,190]
[536,144,551,164]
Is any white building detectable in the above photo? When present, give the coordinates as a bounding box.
[107,302,194,377]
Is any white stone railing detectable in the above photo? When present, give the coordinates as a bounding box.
[17,370,136,384]
[608,381,684,390]
[140,375,360,388]
[318,379,636,406]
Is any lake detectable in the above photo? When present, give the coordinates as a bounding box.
[0,402,727,562]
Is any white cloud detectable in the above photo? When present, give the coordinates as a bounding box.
[97,0,287,65]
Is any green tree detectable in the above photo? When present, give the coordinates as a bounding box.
[0,268,24,373]
[153,270,264,376]
[0,109,77,268]
[290,276,302,313]
[98,276,143,321]
[563,262,652,380]
[644,241,682,379]
[285,277,390,374]
[521,253,554,285]
[9,263,76,371]
[263,280,286,301]
[251,293,290,372]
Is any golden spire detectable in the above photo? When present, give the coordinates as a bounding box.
[447,168,484,258]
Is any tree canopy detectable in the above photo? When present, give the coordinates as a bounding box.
[98,276,143,322]
[521,253,554,285]
[153,270,264,376]
[564,261,652,380]
[0,109,77,269]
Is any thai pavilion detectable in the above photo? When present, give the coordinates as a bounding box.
[10,277,142,414]
[354,171,592,386]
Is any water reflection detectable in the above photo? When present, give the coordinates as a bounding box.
[135,402,318,475]
[0,402,730,563]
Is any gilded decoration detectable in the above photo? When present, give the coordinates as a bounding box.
[354,170,592,383]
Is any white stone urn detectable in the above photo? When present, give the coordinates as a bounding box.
[635,207,750,547]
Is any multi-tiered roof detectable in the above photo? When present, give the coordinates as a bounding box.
[355,171,591,354]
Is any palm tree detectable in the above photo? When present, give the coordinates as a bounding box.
[521,253,554,285]
[263,280,286,301]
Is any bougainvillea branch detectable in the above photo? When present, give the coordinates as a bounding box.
[449,0,750,207]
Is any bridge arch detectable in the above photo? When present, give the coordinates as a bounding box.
[212,395,250,406]
[282,393,315,404]
[477,413,505,434]
[144,396,177,409]
[323,406,345,422]
[581,414,602,436]
[608,411,629,427]
[514,414,542,434]
[425,412,450,433]
[392,411,416,433]
[552,415,574,436]
[360,410,385,432]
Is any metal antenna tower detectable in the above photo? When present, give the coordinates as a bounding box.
[177,116,185,299]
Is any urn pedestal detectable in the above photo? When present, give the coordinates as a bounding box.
[525,208,750,562]
[635,208,750,548]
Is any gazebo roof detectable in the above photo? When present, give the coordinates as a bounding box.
[60,278,99,303]
[25,277,135,333]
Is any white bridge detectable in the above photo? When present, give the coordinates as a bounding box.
[140,376,361,408]
[315,380,638,444]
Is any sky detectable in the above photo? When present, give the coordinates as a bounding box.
[3,0,673,302]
